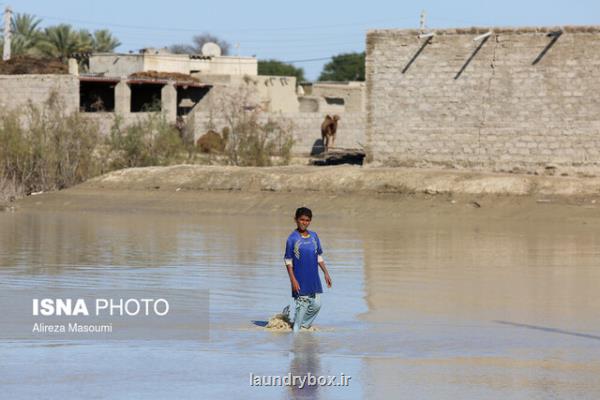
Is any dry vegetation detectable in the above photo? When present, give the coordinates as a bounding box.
[0,93,98,199]
[128,71,200,84]
[0,93,187,200]
[0,82,296,201]
[0,56,68,74]
[104,113,189,171]
[204,83,295,166]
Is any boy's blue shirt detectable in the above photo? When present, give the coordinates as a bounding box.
[284,229,323,298]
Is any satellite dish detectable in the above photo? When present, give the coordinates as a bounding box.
[201,42,222,57]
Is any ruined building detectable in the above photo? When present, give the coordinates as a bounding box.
[0,46,366,156]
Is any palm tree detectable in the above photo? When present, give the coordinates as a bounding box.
[7,13,43,56]
[37,24,89,60]
[92,29,121,52]
[75,29,94,52]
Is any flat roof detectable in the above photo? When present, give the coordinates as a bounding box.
[79,75,211,87]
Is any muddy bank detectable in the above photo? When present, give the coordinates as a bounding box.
[12,187,600,226]
[80,165,600,197]
[10,164,600,221]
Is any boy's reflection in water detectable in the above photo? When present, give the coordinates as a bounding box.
[288,334,321,400]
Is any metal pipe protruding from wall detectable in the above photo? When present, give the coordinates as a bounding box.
[547,29,564,37]
[473,31,493,42]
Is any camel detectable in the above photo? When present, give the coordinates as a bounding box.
[321,114,340,152]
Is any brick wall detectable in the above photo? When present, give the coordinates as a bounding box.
[366,26,600,169]
[0,74,79,113]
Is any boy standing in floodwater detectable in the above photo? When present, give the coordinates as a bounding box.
[284,207,332,333]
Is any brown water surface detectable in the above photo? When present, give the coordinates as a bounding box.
[1,193,599,399]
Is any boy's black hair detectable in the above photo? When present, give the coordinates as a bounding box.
[295,207,313,220]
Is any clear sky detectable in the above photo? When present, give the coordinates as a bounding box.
[2,0,599,80]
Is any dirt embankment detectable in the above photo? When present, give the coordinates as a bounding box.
[80,164,600,198]
[10,165,600,221]
[0,57,67,74]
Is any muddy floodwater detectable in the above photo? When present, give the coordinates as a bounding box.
[1,192,600,399]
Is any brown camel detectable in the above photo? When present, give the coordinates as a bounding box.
[321,114,340,152]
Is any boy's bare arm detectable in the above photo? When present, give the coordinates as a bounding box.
[318,261,333,288]
[286,264,301,294]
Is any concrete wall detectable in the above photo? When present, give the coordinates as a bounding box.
[197,77,367,114]
[282,112,366,154]
[83,106,365,157]
[310,82,366,113]
[193,110,365,155]
[0,74,79,113]
[89,53,258,77]
[81,112,161,135]
[189,81,365,155]
[89,55,145,77]
[255,76,299,113]
[207,57,258,76]
[366,26,600,169]
[196,75,299,113]
[0,74,364,158]
[143,54,195,75]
